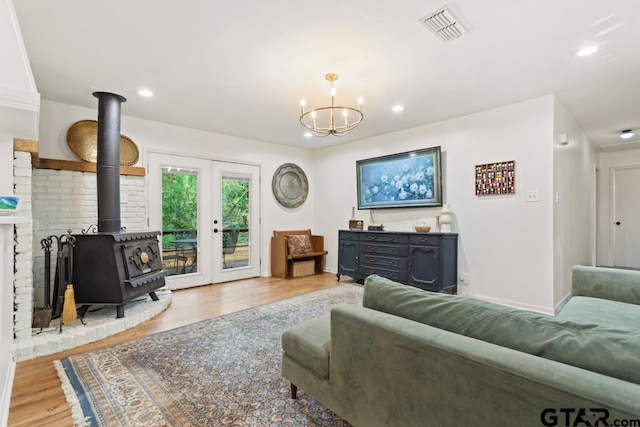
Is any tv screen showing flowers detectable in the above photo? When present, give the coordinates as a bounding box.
[356,147,442,209]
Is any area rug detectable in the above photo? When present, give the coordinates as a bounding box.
[55,284,363,427]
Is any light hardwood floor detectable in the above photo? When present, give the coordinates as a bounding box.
[8,272,348,427]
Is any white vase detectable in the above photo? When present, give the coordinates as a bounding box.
[440,204,452,232]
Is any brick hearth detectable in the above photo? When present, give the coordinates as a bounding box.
[13,290,171,361]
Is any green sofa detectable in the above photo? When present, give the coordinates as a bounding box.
[281,266,640,426]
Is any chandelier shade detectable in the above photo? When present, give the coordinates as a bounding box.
[300,73,363,137]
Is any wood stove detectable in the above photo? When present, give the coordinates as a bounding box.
[72,92,165,318]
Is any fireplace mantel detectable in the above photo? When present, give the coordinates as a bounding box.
[0,216,28,225]
[13,138,145,176]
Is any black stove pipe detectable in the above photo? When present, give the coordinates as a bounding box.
[93,91,126,233]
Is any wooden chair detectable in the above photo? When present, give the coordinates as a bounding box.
[271,229,328,278]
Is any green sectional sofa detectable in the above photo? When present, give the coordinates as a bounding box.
[281,266,640,426]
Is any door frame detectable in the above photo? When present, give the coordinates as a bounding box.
[147,153,213,290]
[146,149,262,289]
[211,161,261,283]
[608,164,640,266]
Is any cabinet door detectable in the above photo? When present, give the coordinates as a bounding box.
[408,245,439,287]
[338,240,359,275]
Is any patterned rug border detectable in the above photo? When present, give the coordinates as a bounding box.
[54,358,92,427]
[55,284,363,427]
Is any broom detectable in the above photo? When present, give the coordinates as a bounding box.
[62,284,77,324]
[62,233,77,325]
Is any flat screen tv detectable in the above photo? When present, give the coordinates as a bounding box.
[356,146,442,209]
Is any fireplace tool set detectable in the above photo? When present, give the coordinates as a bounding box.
[33,231,80,332]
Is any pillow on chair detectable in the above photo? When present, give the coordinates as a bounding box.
[287,234,313,255]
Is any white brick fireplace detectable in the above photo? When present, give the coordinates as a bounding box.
[11,146,171,361]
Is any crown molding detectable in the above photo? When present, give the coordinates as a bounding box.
[0,86,40,112]
[0,0,40,112]
[7,0,38,93]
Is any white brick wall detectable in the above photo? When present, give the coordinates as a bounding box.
[13,151,34,339]
[9,154,165,357]
[121,176,148,231]
[31,169,147,310]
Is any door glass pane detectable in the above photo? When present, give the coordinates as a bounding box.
[161,166,199,276]
[222,176,250,270]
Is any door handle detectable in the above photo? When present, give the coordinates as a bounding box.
[615,221,621,226]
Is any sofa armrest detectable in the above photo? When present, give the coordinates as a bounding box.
[327,304,640,427]
[572,266,640,305]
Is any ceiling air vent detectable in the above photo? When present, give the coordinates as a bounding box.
[419,5,468,42]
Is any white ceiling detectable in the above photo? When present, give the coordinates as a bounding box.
[13,0,640,150]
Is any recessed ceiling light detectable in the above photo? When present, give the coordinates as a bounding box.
[137,89,153,97]
[392,105,405,112]
[620,129,634,139]
[574,46,598,57]
[304,132,313,138]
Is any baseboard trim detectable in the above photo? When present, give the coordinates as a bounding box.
[554,293,572,315]
[0,358,16,427]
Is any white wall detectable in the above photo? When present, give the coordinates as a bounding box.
[314,96,556,312]
[38,100,316,276]
[0,141,14,427]
[597,148,640,266]
[0,0,39,141]
[0,0,38,189]
[1,0,39,423]
[552,98,597,308]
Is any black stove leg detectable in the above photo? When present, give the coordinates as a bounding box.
[78,305,90,318]
[149,291,159,301]
[116,304,125,318]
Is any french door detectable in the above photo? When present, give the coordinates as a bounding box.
[148,152,261,289]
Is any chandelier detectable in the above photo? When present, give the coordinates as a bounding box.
[300,73,363,137]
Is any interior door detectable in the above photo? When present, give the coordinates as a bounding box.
[211,162,261,282]
[612,167,640,268]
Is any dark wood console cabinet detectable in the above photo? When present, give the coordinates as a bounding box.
[337,230,458,293]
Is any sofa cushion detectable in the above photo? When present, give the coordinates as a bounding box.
[558,296,640,331]
[363,275,640,385]
[281,315,331,379]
